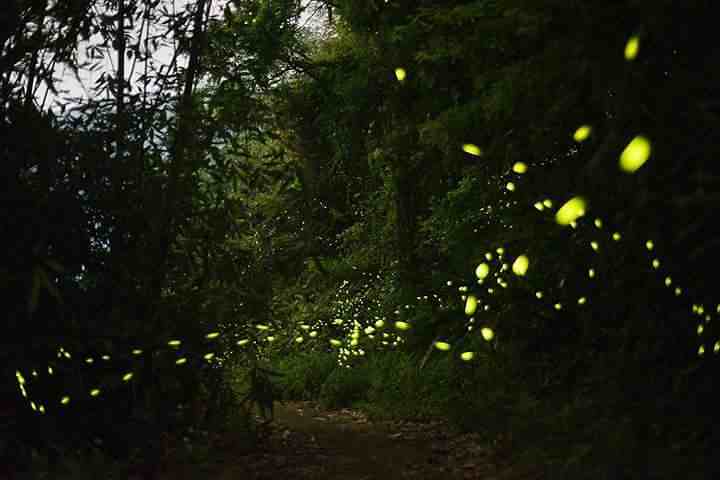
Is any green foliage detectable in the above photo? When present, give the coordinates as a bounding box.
[239,364,284,422]
[274,351,337,400]
[4,0,720,478]
[318,363,372,409]
[363,351,452,420]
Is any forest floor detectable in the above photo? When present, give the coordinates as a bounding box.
[155,401,541,480]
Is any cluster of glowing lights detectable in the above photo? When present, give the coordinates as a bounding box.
[441,33,711,361]
[14,327,247,413]
[13,33,716,419]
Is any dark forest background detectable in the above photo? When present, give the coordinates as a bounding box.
[2,0,719,478]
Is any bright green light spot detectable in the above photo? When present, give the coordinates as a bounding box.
[578,297,587,305]
[714,341,720,353]
[573,125,592,142]
[375,319,385,328]
[556,197,587,225]
[267,336,275,342]
[132,349,143,355]
[48,366,53,374]
[256,324,269,331]
[350,338,359,347]
[512,162,528,174]
[300,324,310,330]
[506,182,516,192]
[460,351,475,361]
[535,291,543,299]
[697,324,704,335]
[90,389,101,397]
[204,353,215,360]
[101,355,110,361]
[434,341,451,351]
[63,351,71,359]
[38,405,45,414]
[237,339,249,346]
[664,276,672,287]
[205,332,220,339]
[619,136,651,173]
[176,358,187,365]
[475,263,490,280]
[590,241,599,251]
[462,143,482,156]
[395,68,406,82]
[481,327,494,341]
[295,336,304,343]
[612,232,621,241]
[85,357,94,364]
[330,339,342,347]
[15,371,25,385]
[698,345,705,356]
[309,331,318,338]
[496,247,505,255]
[646,240,654,251]
[534,202,544,211]
[167,340,181,347]
[30,402,37,411]
[512,255,529,276]
[554,303,562,311]
[395,321,410,331]
[543,199,553,209]
[122,372,134,382]
[60,396,70,405]
[674,287,682,296]
[588,268,596,278]
[594,218,603,228]
[652,259,660,269]
[465,295,478,315]
[485,252,493,261]
[624,36,640,60]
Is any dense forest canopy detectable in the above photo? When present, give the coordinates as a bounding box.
[2,0,719,478]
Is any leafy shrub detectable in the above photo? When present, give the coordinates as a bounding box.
[319,362,372,409]
[362,351,447,419]
[273,351,337,400]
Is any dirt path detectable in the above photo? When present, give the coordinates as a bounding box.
[160,401,533,480]
[267,401,464,479]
